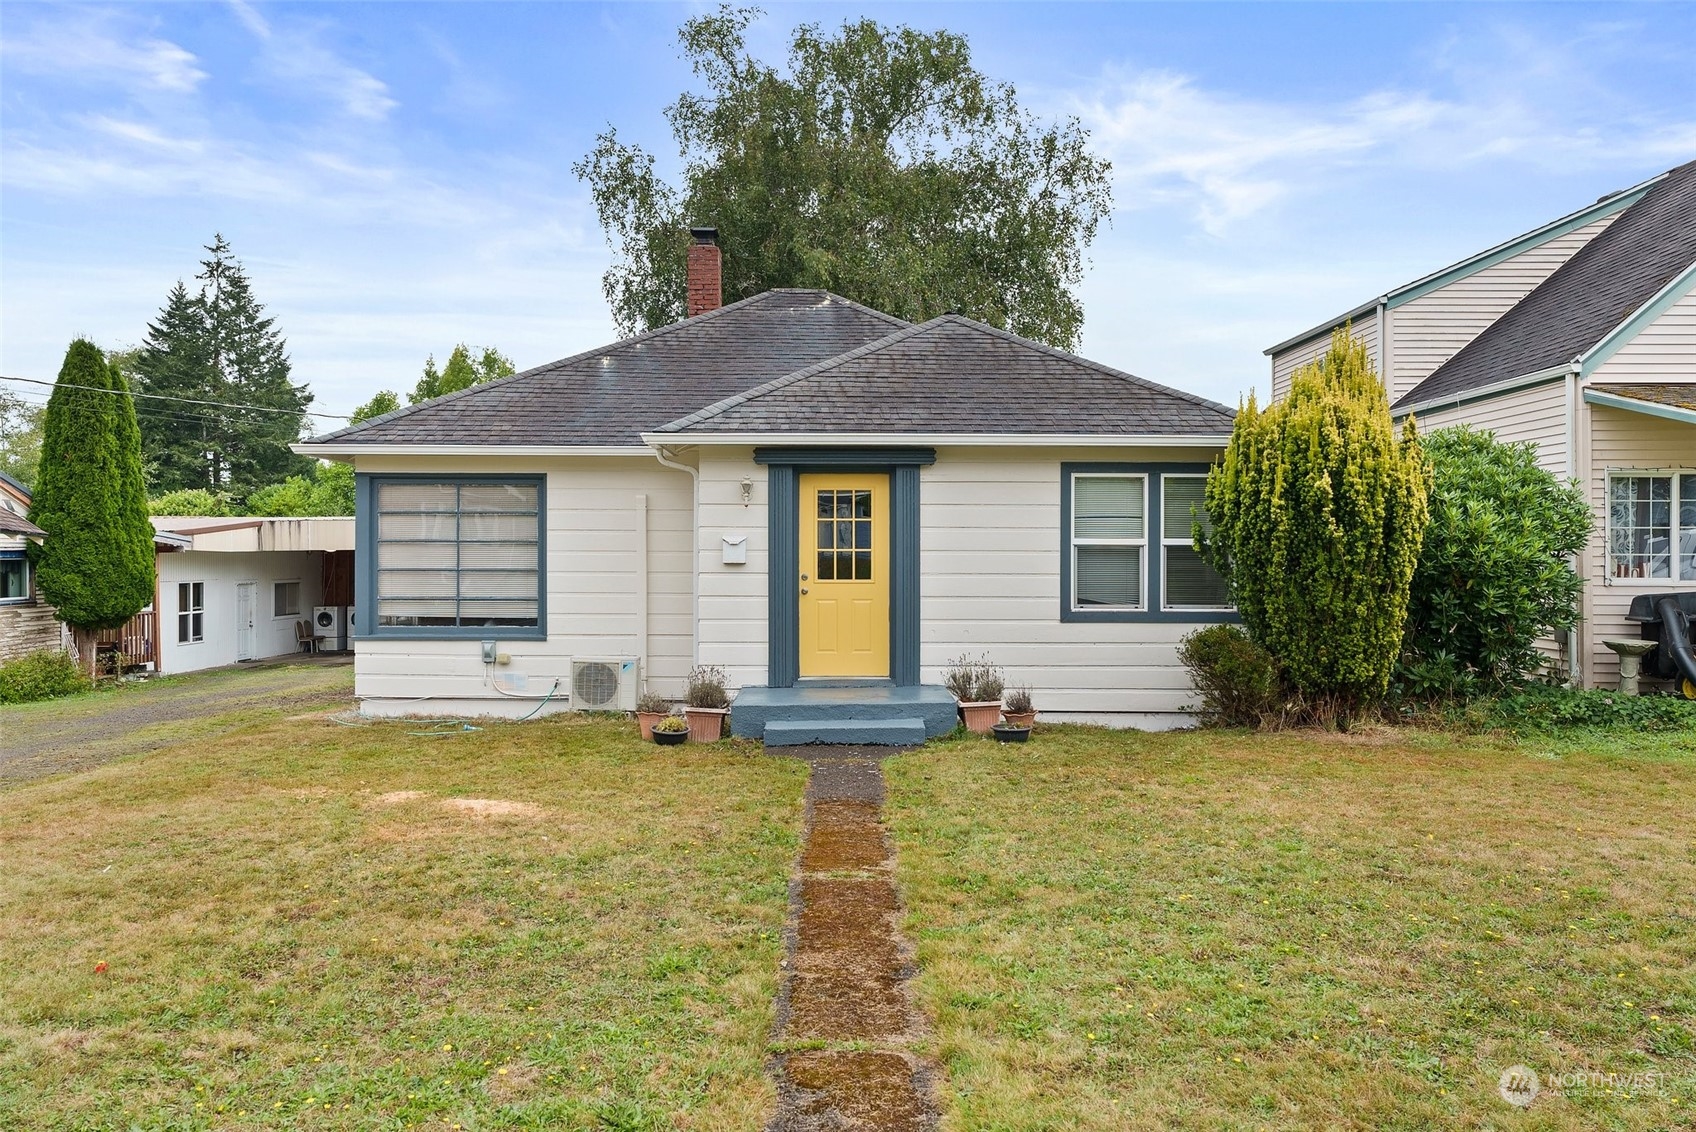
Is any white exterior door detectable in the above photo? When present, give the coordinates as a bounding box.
[235,582,256,662]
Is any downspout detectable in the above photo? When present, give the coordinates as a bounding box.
[1564,360,1582,686]
[634,493,649,689]
[1374,297,1389,392]
[649,443,701,668]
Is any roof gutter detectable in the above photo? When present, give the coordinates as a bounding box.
[292,443,655,461]
[639,432,1233,448]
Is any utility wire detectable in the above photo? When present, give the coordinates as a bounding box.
[0,374,351,421]
[3,388,292,433]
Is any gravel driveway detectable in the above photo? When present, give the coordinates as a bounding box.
[1,661,354,784]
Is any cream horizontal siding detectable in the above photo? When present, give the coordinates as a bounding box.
[1582,406,1696,689]
[1387,214,1618,401]
[696,447,770,687]
[919,445,1226,727]
[1412,379,1570,475]
[1271,317,1379,403]
[350,454,694,714]
[1588,284,1696,384]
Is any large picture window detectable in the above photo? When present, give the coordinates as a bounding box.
[1608,471,1696,581]
[1062,464,1236,622]
[373,478,543,632]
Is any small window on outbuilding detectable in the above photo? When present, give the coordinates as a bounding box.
[273,580,301,618]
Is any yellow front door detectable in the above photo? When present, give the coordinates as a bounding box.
[798,473,890,678]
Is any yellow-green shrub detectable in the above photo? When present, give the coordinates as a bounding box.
[1202,327,1429,714]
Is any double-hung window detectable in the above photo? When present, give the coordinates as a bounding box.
[1071,473,1147,610]
[373,478,543,634]
[177,582,204,643]
[1063,465,1234,620]
[1608,471,1696,581]
[1161,475,1232,610]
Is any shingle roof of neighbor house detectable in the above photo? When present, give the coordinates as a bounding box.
[655,315,1235,436]
[307,290,906,447]
[1599,383,1696,413]
[305,291,1232,447]
[1396,157,1696,410]
[0,509,47,538]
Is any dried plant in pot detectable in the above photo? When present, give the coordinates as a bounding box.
[1001,685,1037,729]
[634,690,672,741]
[944,653,1005,735]
[652,714,689,746]
[683,664,732,742]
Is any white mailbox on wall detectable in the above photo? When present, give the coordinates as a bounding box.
[721,534,748,565]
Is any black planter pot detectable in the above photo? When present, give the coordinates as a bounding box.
[991,724,1031,743]
[653,728,688,746]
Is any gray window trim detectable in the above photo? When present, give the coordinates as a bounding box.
[356,473,548,641]
[1060,462,1239,624]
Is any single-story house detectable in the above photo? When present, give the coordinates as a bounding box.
[1267,157,1696,691]
[137,516,357,673]
[297,231,1239,737]
[0,471,65,662]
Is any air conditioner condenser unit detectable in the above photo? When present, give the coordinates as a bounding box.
[569,658,640,711]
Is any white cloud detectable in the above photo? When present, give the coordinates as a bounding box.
[229,1,398,121]
[1067,23,1696,235]
[0,9,206,93]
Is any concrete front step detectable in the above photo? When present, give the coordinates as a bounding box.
[732,683,958,742]
[763,717,928,747]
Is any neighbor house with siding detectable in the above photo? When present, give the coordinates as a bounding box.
[0,471,63,662]
[296,232,1239,737]
[1266,158,1696,690]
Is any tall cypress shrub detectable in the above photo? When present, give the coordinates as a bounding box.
[28,340,157,675]
[1202,327,1430,717]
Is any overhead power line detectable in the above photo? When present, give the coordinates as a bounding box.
[0,374,351,421]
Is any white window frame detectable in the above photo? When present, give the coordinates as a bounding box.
[1069,472,1148,612]
[0,552,29,605]
[272,579,302,619]
[1159,473,1234,612]
[177,581,205,644]
[1605,468,1696,584]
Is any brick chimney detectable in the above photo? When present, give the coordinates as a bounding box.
[686,227,722,317]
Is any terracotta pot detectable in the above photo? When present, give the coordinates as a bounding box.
[684,706,729,742]
[653,727,688,746]
[1002,710,1037,729]
[635,711,667,741]
[959,700,1001,735]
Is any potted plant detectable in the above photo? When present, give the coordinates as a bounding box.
[944,654,1004,735]
[652,714,689,746]
[1002,686,1037,729]
[991,720,1031,743]
[634,690,671,741]
[683,664,731,742]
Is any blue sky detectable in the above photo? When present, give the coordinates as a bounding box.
[3,2,1694,421]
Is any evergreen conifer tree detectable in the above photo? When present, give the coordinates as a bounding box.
[28,340,157,676]
[131,235,313,496]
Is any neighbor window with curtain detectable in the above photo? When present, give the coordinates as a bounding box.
[1071,474,1146,609]
[1608,471,1696,581]
[0,551,28,603]
[1161,475,1232,610]
[374,479,542,631]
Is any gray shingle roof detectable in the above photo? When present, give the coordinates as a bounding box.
[655,315,1235,436]
[1396,158,1696,409]
[306,290,907,446]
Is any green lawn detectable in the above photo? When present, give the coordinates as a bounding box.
[0,708,805,1130]
[887,725,1696,1131]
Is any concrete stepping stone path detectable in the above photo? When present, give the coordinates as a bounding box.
[767,748,938,1132]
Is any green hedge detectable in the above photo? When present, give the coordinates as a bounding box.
[0,649,92,705]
